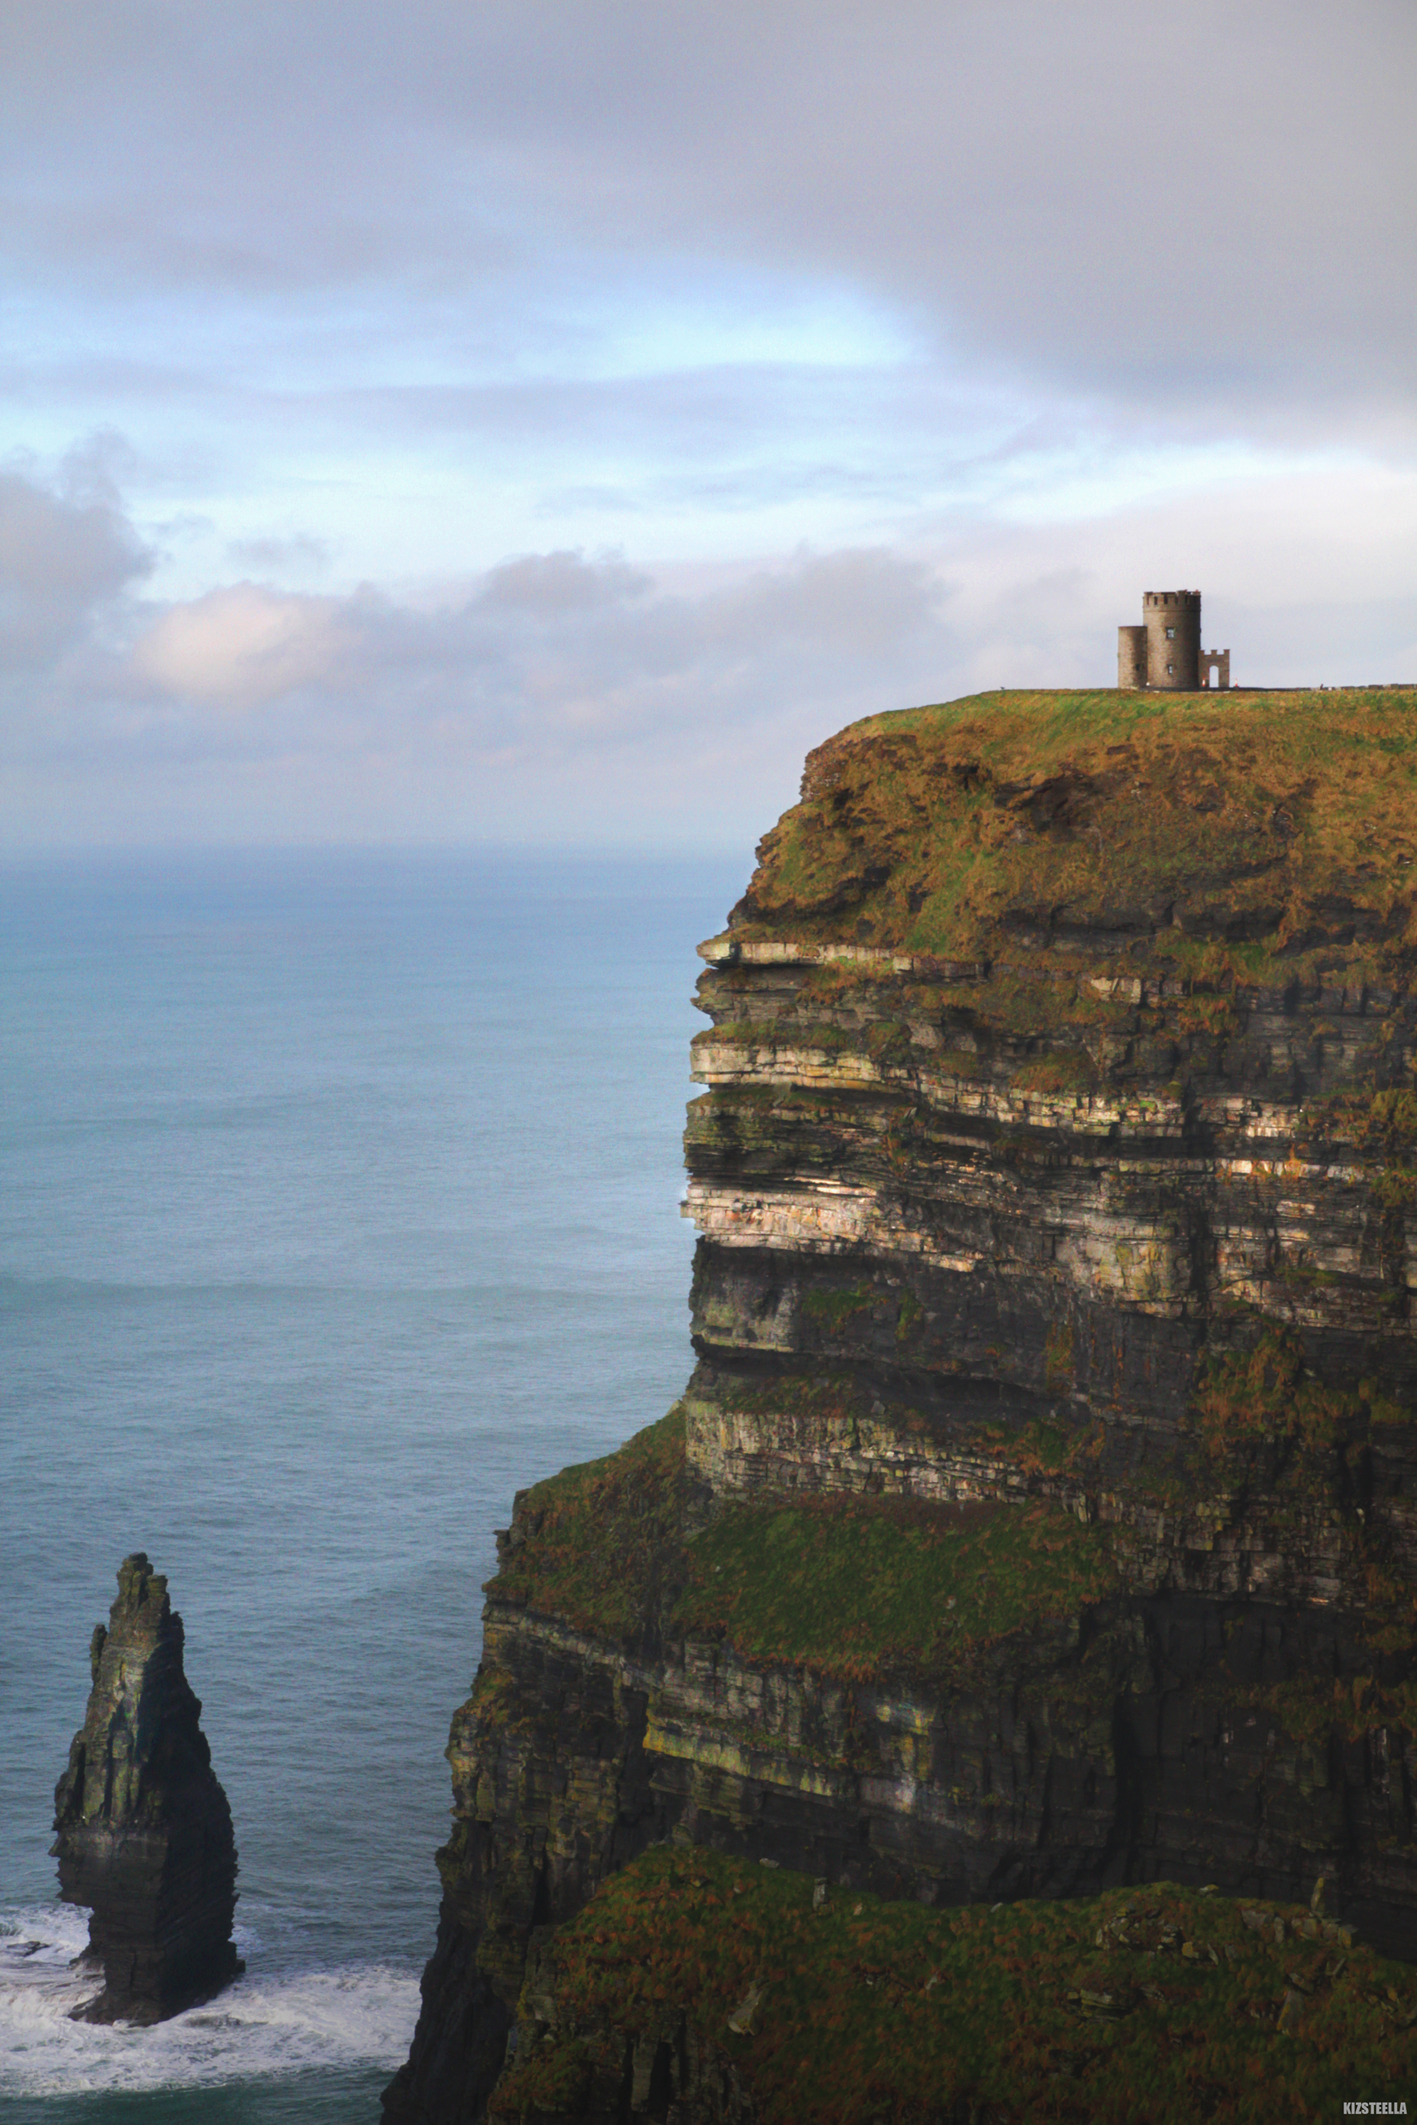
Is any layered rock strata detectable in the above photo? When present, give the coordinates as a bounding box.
[388,689,1417,2122]
[53,1551,242,2023]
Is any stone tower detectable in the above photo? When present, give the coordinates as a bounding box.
[1144,589,1201,689]
[1117,590,1218,689]
[1117,625,1147,689]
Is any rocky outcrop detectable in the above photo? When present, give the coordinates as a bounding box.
[487,1848,1410,2124]
[53,1552,242,2024]
[388,688,1417,2122]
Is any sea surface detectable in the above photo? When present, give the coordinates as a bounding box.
[0,849,745,2122]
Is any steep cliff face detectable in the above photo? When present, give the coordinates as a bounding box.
[388,689,1417,2123]
[53,1552,241,2024]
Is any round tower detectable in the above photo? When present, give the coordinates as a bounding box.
[1143,590,1201,690]
[1117,625,1147,689]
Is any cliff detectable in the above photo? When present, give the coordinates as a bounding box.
[387,687,1417,2122]
[53,1552,242,2024]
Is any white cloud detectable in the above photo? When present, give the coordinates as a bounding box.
[130,583,352,708]
[1,0,1412,614]
[5,440,1413,855]
[0,460,954,841]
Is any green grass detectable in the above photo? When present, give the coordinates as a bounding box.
[491,1369,1417,1679]
[674,1492,1118,1684]
[965,1410,1101,1479]
[703,1364,863,1421]
[734,687,1417,995]
[491,1845,1417,2124]
[491,1410,1120,1682]
[490,1406,690,1641]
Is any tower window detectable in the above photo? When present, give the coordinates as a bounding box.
[1166,627,1175,639]
[1166,662,1175,675]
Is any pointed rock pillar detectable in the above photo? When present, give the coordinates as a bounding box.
[52,1552,242,2024]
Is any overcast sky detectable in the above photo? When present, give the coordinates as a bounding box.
[4,0,1415,851]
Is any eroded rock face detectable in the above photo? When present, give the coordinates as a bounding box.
[387,690,1417,2122]
[53,1552,241,2024]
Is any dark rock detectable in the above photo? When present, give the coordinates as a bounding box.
[52,1552,241,2024]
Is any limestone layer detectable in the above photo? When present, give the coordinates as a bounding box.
[53,1552,242,2024]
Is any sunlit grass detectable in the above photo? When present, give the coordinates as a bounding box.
[738,687,1417,997]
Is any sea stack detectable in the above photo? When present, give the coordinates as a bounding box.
[53,1552,242,2024]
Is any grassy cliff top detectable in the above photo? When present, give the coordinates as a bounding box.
[730,688,1417,988]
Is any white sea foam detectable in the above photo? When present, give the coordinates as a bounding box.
[0,1906,418,2096]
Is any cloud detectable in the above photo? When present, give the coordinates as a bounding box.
[108,545,946,757]
[226,532,330,574]
[0,460,151,669]
[3,434,1415,854]
[2,0,1411,692]
[4,0,1412,446]
[130,583,352,707]
[0,459,954,841]
[475,549,652,616]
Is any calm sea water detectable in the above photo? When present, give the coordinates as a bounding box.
[0,849,744,2121]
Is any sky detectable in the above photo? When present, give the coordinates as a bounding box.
[3,0,1415,852]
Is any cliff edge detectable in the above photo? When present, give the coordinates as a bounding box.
[387,688,1417,2121]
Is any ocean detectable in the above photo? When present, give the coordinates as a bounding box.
[0,849,745,2122]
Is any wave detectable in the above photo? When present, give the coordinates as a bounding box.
[0,1906,417,2097]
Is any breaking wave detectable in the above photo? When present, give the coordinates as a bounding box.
[0,1906,417,2098]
